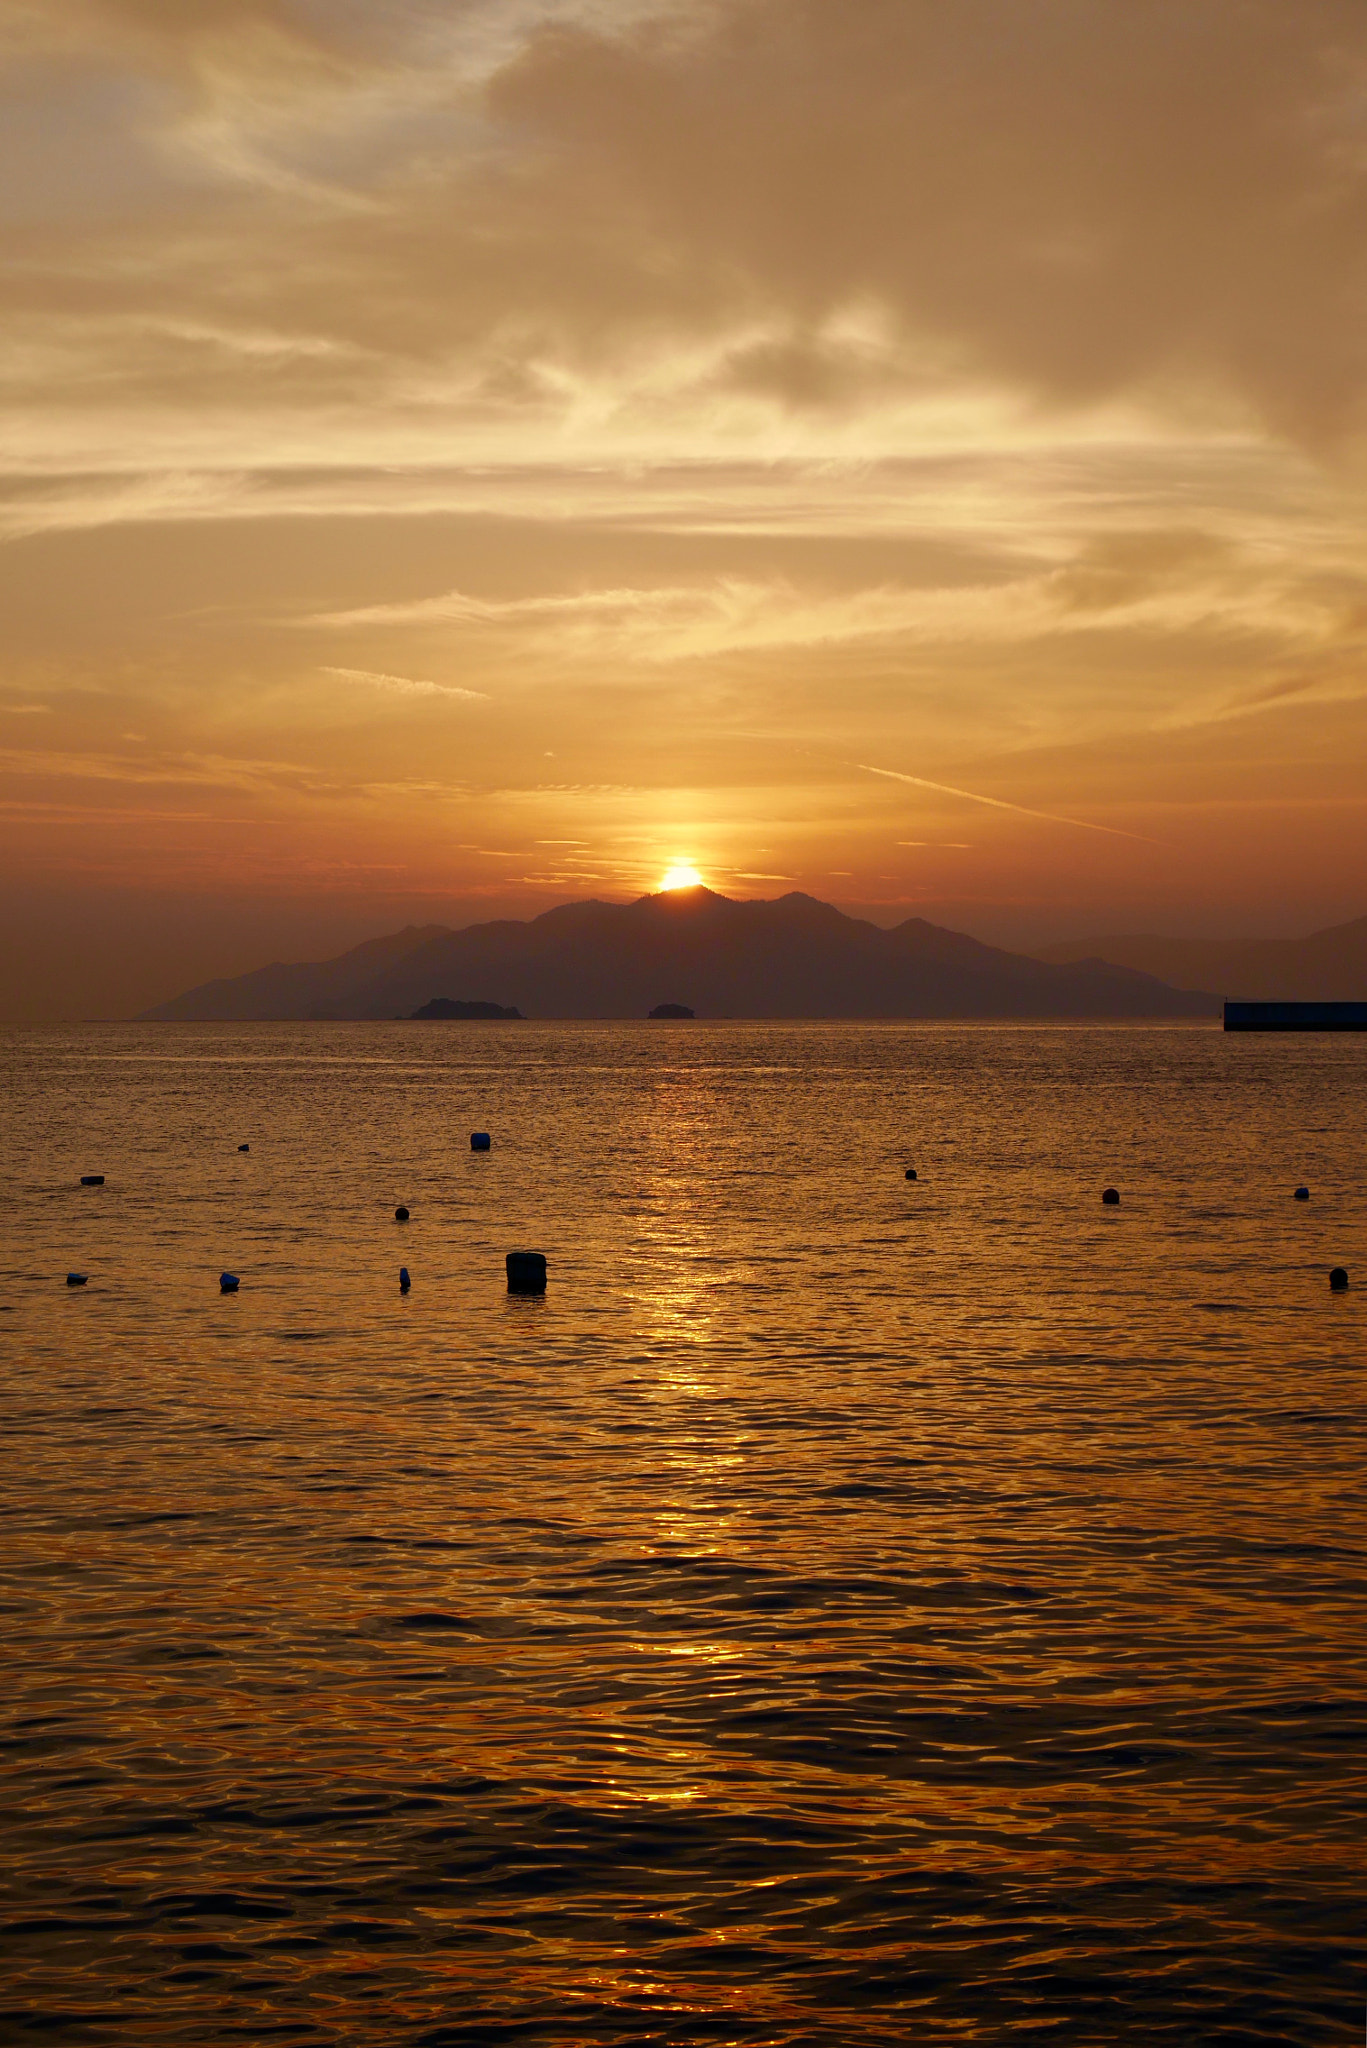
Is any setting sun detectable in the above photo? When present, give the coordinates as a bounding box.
[659,864,703,892]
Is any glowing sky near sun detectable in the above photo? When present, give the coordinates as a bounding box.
[4,0,1367,1017]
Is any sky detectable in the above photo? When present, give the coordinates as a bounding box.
[5,0,1367,1018]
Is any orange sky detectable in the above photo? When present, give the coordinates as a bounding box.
[4,0,1367,1018]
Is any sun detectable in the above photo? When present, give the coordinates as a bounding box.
[659,863,703,891]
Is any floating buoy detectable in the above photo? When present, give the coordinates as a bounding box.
[80,1175,104,1187]
[399,1267,411,1292]
[1293,1186,1309,1201]
[905,1168,918,1181]
[395,1206,410,1222]
[471,1132,492,1152]
[66,1273,88,1287]
[1102,1187,1120,1206]
[506,1250,547,1294]
[1330,1267,1349,1292]
[220,1272,240,1293]
[238,1143,250,1153]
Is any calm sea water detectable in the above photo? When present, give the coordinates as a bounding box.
[0,1021,1364,2046]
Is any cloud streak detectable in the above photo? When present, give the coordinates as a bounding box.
[321,666,487,701]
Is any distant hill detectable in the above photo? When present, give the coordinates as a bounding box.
[141,925,450,1024]
[1034,913,1367,1000]
[141,888,1216,1022]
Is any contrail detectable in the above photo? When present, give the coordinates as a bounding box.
[856,764,1162,844]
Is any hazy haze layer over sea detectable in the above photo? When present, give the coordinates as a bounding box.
[1,1022,1364,2045]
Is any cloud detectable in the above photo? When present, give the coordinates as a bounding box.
[483,0,1367,445]
[318,574,1057,664]
[6,0,1367,453]
[320,579,969,661]
[314,539,1356,670]
[321,665,487,700]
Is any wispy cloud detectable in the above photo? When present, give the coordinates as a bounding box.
[315,578,1032,663]
[321,666,487,701]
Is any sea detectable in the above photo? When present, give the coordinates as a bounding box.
[0,1020,1363,2046]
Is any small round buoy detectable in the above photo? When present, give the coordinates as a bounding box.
[1329,1267,1349,1292]
[80,1175,105,1187]
[471,1132,492,1153]
[1101,1187,1120,1206]
[66,1273,88,1287]
[904,1168,917,1181]
[395,1206,410,1222]
[1293,1186,1309,1201]
[399,1267,411,1292]
[220,1272,240,1293]
[506,1250,547,1294]
[238,1143,250,1153]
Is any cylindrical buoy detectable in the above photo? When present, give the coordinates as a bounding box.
[1329,1267,1349,1292]
[80,1175,104,1187]
[66,1273,88,1287]
[395,1206,410,1222]
[1102,1187,1120,1206]
[506,1250,547,1294]
[399,1267,411,1292]
[1293,1186,1309,1201]
[471,1132,492,1152]
[905,1168,917,1181]
[220,1272,240,1293]
[238,1143,250,1153]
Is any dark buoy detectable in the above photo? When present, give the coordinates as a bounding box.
[66,1273,88,1287]
[220,1272,240,1293]
[395,1206,410,1222]
[904,1167,918,1181]
[80,1175,104,1187]
[1293,1186,1309,1201]
[471,1132,492,1152]
[238,1143,250,1153]
[399,1267,411,1292]
[506,1250,547,1294]
[1330,1267,1349,1292]
[1102,1187,1120,1206]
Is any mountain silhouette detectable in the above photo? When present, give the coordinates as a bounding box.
[1034,912,1367,1000]
[141,888,1216,1021]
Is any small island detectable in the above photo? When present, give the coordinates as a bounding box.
[411,998,524,1020]
[648,1002,695,1020]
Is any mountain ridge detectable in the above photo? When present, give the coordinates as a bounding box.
[1033,912,1367,1000]
[141,888,1216,1022]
